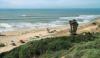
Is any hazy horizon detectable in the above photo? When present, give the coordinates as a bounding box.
[0,0,100,9]
[0,7,99,9]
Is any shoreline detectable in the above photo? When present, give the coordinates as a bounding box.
[0,15,99,33]
[0,18,100,54]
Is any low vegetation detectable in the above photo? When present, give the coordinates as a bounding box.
[0,32,100,58]
[64,34,100,58]
[98,24,100,27]
[0,43,5,47]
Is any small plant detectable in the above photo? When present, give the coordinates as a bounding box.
[92,22,97,25]
[98,24,100,28]
[0,43,5,47]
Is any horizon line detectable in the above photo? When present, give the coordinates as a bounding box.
[0,8,100,9]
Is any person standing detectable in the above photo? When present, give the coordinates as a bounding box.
[69,20,73,35]
[72,19,79,35]
[69,19,79,35]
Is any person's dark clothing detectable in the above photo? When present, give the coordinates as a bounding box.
[69,20,73,34]
[72,20,78,35]
[69,19,78,35]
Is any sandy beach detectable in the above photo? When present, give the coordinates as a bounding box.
[0,18,100,54]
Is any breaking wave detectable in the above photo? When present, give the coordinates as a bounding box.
[0,15,100,32]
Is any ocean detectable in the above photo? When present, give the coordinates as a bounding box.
[0,9,100,32]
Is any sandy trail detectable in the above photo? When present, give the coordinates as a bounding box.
[0,28,60,53]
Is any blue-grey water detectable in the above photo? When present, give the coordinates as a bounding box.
[0,9,100,32]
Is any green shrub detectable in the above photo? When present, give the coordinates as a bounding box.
[98,24,100,28]
[64,34,100,58]
[40,50,67,58]
[0,43,5,47]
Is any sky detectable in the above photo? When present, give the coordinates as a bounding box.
[0,0,100,9]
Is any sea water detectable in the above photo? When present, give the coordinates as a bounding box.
[0,9,100,32]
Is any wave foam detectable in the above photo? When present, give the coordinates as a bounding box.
[0,15,100,32]
[0,23,12,28]
[59,15,100,20]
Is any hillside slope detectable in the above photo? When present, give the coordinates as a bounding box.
[0,32,100,58]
